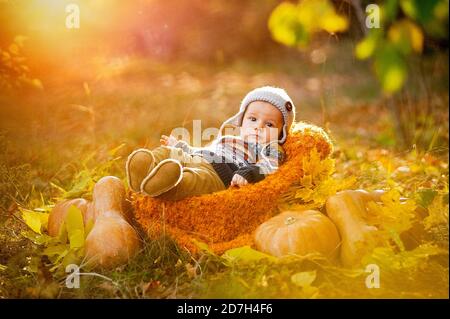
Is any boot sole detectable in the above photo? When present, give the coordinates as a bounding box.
[141,159,183,197]
[126,148,156,192]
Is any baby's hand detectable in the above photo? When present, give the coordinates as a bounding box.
[230,174,249,187]
[160,135,178,146]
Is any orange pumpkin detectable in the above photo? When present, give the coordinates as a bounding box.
[254,210,341,261]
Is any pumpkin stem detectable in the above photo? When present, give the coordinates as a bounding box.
[284,216,297,225]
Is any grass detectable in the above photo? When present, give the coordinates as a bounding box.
[0,41,448,298]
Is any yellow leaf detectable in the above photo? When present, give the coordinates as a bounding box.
[356,36,377,60]
[434,0,450,20]
[84,218,95,237]
[388,19,423,54]
[320,13,348,33]
[65,205,85,249]
[362,243,445,271]
[409,23,424,52]
[268,2,301,47]
[423,194,449,230]
[302,285,319,297]
[383,65,406,93]
[300,174,313,188]
[295,187,314,200]
[366,189,416,234]
[291,270,317,287]
[269,0,348,48]
[222,246,277,263]
[21,208,49,234]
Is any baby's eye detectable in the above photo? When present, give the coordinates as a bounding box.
[266,122,274,127]
[249,116,257,122]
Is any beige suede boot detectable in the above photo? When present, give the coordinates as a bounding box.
[126,148,156,192]
[141,159,183,197]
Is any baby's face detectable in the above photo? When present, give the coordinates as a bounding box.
[240,101,283,144]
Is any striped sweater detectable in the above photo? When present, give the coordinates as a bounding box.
[174,135,285,186]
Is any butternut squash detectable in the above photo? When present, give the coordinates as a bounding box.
[48,176,141,268]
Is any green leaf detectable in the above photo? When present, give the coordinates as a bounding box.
[192,239,216,255]
[401,0,442,24]
[415,189,438,208]
[65,205,85,249]
[21,230,53,245]
[61,249,84,269]
[48,249,70,272]
[23,256,40,274]
[43,244,69,257]
[64,170,94,199]
[400,0,449,37]
[374,44,407,93]
[222,246,277,263]
[383,0,400,23]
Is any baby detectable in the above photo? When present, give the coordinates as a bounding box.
[126,86,296,201]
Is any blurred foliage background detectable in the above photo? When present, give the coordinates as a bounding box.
[0,0,448,298]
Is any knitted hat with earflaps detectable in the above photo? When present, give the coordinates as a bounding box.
[219,86,296,144]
